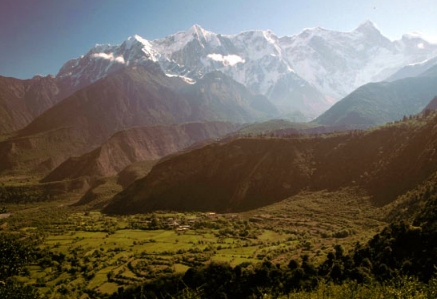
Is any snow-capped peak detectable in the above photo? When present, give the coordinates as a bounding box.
[355,20,379,33]
[130,34,151,46]
[402,32,437,44]
[187,24,208,36]
[124,35,156,52]
[152,24,221,55]
[56,21,437,117]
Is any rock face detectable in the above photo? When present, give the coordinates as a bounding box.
[43,121,240,182]
[104,112,437,214]
[0,65,268,175]
[314,65,437,128]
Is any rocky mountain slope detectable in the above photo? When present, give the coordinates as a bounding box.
[104,111,437,214]
[43,121,240,182]
[314,65,437,128]
[0,65,271,175]
[0,75,75,134]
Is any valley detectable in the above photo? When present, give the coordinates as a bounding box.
[0,184,386,298]
[2,9,437,298]
[2,112,436,298]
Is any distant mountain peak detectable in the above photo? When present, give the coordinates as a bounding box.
[132,34,148,43]
[124,34,154,49]
[53,20,437,115]
[301,26,326,33]
[186,24,218,42]
[188,24,206,33]
[355,20,380,33]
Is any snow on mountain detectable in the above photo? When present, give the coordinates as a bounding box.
[55,21,437,118]
[152,24,222,56]
[56,36,162,88]
[279,20,437,99]
[386,56,437,82]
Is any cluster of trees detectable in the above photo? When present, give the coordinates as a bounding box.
[234,127,368,141]
[387,109,436,126]
[0,185,54,204]
[0,233,42,299]
[111,257,324,299]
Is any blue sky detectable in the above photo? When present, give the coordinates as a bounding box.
[1,0,436,79]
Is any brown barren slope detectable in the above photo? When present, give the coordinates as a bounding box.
[0,65,274,175]
[43,121,240,182]
[0,75,67,134]
[104,112,437,214]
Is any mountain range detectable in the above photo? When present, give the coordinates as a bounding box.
[1,20,434,136]
[0,65,269,175]
[63,22,437,111]
[1,21,437,196]
[5,13,437,299]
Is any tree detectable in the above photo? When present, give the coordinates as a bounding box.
[0,234,39,279]
[0,234,41,299]
[0,282,40,299]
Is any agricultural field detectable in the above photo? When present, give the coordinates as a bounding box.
[0,186,387,298]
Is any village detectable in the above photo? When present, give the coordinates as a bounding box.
[123,211,241,232]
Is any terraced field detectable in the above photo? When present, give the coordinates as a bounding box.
[0,187,387,298]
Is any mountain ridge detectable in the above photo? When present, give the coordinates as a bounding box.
[0,65,272,175]
[52,21,437,118]
[0,75,79,134]
[104,111,437,214]
[42,121,240,183]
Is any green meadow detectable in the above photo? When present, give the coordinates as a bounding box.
[0,186,387,298]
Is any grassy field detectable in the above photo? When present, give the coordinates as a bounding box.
[0,184,388,298]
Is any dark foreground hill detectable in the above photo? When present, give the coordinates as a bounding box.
[0,65,275,175]
[105,112,437,214]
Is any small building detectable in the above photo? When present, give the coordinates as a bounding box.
[169,221,179,227]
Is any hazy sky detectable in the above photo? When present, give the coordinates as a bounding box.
[1,0,437,79]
